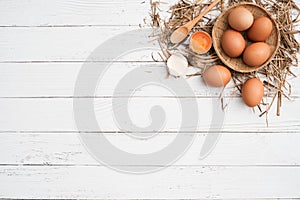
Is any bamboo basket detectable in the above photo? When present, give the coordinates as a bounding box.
[212,3,280,73]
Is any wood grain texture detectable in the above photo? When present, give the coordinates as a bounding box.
[0,63,299,98]
[0,166,299,199]
[0,98,299,132]
[0,27,154,62]
[0,0,299,199]
[0,0,149,26]
[0,133,300,166]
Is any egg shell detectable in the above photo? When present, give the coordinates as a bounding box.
[221,30,246,58]
[202,65,232,87]
[167,53,189,77]
[242,78,264,107]
[190,31,213,54]
[228,7,254,31]
[247,17,273,42]
[243,42,271,67]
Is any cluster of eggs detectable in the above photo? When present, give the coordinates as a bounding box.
[222,6,273,67]
[199,6,271,107]
[166,6,272,108]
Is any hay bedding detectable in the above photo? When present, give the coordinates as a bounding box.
[150,0,300,123]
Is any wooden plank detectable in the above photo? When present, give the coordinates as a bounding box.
[0,98,299,132]
[0,62,299,97]
[0,133,300,166]
[0,1,298,199]
[0,0,150,26]
[0,62,211,97]
[0,166,299,199]
[0,27,157,62]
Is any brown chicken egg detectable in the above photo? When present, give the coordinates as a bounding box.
[228,7,254,31]
[222,30,246,58]
[242,78,264,107]
[247,17,273,42]
[202,65,232,87]
[243,42,271,67]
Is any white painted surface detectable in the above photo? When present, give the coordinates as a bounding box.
[1,133,300,166]
[1,166,300,199]
[0,98,299,132]
[0,0,299,199]
[0,0,149,26]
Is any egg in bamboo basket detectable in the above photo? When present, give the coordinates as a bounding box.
[212,2,280,73]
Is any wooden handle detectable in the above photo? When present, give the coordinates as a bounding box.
[186,0,221,30]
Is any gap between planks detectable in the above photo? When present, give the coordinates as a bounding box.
[0,164,300,167]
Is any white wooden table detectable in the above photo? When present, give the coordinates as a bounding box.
[0,0,300,199]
